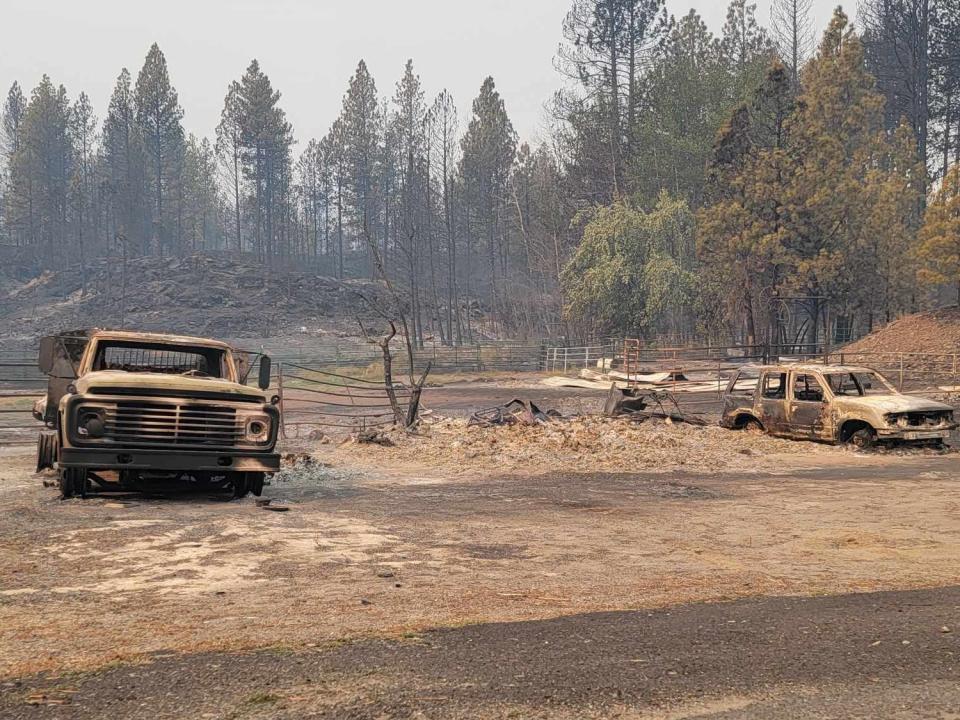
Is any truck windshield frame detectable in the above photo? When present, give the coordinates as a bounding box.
[88,340,233,380]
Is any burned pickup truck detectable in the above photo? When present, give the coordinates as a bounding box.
[34,330,280,498]
[722,363,956,448]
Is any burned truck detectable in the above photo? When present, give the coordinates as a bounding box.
[722,363,956,448]
[34,330,280,498]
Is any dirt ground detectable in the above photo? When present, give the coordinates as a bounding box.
[4,586,959,719]
[2,373,960,694]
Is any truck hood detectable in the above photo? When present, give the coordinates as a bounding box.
[833,394,954,415]
[76,371,266,401]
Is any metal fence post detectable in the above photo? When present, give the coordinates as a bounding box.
[277,361,287,440]
[899,353,904,391]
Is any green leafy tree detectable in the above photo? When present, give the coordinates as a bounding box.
[698,62,795,345]
[69,91,97,282]
[556,0,669,200]
[101,68,148,254]
[6,76,73,262]
[781,9,893,339]
[181,135,222,251]
[237,59,293,260]
[917,162,960,302]
[631,11,728,205]
[700,10,925,344]
[562,193,697,338]
[1,82,28,244]
[134,43,185,255]
[216,81,244,251]
[720,0,775,99]
[459,77,517,316]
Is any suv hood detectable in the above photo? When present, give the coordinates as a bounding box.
[833,394,954,414]
[76,371,266,401]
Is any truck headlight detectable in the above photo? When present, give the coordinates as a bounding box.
[244,415,271,443]
[77,408,106,438]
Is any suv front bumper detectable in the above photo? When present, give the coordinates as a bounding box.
[877,428,952,441]
[59,447,280,473]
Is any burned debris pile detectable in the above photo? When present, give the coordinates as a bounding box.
[469,399,563,427]
[333,413,835,476]
[466,389,705,430]
[603,386,707,427]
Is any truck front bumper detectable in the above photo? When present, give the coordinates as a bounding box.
[59,447,280,473]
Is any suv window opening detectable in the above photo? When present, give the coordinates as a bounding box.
[793,374,825,403]
[824,371,892,397]
[762,372,787,400]
[730,367,759,396]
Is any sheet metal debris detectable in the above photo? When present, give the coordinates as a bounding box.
[604,385,707,426]
[469,399,562,427]
[543,368,729,393]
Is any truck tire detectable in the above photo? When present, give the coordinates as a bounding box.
[231,473,250,498]
[59,467,88,499]
[248,472,265,497]
[36,430,59,473]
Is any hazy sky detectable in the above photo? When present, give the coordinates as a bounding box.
[1,1,846,149]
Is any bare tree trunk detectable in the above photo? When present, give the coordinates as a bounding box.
[365,321,404,425]
[336,173,344,279]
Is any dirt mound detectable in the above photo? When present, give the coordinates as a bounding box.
[0,253,392,344]
[843,307,960,355]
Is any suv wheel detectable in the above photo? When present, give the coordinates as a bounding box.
[848,427,877,449]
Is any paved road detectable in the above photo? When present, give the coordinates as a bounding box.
[3,586,958,719]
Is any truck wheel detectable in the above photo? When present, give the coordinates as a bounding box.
[59,468,87,499]
[743,418,764,435]
[248,472,265,497]
[231,473,250,498]
[36,431,59,473]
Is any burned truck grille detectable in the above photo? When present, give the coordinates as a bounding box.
[103,401,241,446]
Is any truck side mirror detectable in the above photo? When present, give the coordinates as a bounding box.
[258,356,272,391]
[38,336,56,374]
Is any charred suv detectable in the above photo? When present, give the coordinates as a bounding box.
[721,363,956,448]
[34,330,280,498]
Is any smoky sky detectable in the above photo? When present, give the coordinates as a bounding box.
[1,0,846,148]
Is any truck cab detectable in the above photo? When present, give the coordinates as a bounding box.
[35,330,280,498]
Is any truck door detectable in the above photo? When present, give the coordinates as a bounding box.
[789,372,828,439]
[758,371,789,435]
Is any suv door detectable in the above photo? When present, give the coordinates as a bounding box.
[789,372,828,439]
[722,367,760,426]
[758,371,789,435]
